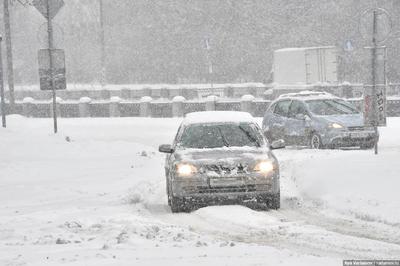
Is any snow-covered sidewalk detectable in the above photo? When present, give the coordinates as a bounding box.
[1,116,399,265]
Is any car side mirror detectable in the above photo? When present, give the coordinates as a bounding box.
[159,144,174,153]
[270,139,285,150]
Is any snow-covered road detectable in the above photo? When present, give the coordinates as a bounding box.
[1,116,400,265]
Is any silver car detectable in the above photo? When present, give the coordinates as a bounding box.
[262,91,378,149]
[159,111,284,213]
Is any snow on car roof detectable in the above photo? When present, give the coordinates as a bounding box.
[183,111,256,125]
[278,91,340,101]
[274,46,336,53]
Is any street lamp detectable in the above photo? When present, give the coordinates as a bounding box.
[0,35,6,128]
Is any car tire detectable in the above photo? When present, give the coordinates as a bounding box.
[170,194,194,213]
[268,192,280,210]
[255,192,280,210]
[170,196,184,213]
[360,142,375,150]
[166,179,171,206]
[310,133,323,149]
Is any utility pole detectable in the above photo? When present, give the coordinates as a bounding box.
[205,38,214,95]
[204,37,217,109]
[371,10,378,155]
[3,0,15,106]
[0,36,6,128]
[99,0,106,87]
[46,0,58,133]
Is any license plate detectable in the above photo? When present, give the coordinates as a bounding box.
[210,178,243,187]
[350,132,369,138]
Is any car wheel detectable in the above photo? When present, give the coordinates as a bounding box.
[170,194,193,213]
[167,182,171,206]
[268,192,280,210]
[171,197,194,213]
[255,192,280,210]
[360,142,375,150]
[170,195,184,213]
[310,133,323,149]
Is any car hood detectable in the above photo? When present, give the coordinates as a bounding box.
[174,146,271,164]
[316,113,364,128]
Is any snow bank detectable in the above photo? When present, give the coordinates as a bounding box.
[276,119,400,225]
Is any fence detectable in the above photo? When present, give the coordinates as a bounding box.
[2,95,400,118]
[5,84,268,102]
[7,83,400,102]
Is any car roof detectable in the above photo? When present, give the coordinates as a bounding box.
[275,91,340,102]
[183,111,256,125]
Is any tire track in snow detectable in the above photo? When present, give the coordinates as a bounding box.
[133,181,400,259]
[275,197,400,246]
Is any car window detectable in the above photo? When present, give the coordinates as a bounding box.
[288,100,307,118]
[306,99,359,115]
[178,123,264,149]
[273,100,291,117]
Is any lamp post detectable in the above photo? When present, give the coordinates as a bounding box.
[99,0,106,87]
[46,0,58,133]
[3,0,15,106]
[0,35,6,128]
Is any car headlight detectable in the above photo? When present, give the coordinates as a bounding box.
[176,163,197,177]
[329,123,344,129]
[254,160,274,174]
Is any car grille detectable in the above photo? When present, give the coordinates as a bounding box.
[348,126,365,131]
[196,185,257,194]
[200,164,249,175]
[348,126,370,131]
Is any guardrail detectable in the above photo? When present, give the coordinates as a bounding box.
[2,95,400,118]
[4,84,268,101]
[6,83,400,102]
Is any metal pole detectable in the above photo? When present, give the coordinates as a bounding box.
[47,0,58,133]
[209,61,214,94]
[209,61,216,108]
[3,0,15,107]
[205,39,215,108]
[371,11,378,155]
[0,36,6,128]
[99,0,106,87]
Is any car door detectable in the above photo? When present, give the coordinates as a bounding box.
[285,100,310,145]
[266,100,291,141]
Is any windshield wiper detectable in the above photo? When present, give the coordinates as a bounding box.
[217,127,230,147]
[238,125,260,147]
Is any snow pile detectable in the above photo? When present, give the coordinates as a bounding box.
[284,120,400,225]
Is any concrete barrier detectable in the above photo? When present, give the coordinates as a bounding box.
[22,97,35,117]
[172,96,185,117]
[140,96,152,117]
[240,94,255,114]
[79,97,91,117]
[205,95,218,111]
[109,96,121,117]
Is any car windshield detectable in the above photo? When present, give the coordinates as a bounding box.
[306,99,359,116]
[178,123,264,149]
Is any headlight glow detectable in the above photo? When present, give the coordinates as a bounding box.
[254,160,274,174]
[176,163,197,177]
[330,123,344,129]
